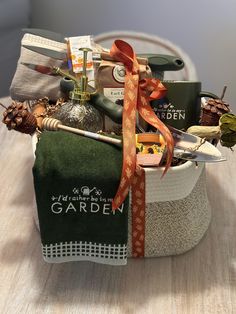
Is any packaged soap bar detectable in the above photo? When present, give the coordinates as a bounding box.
[136,133,166,166]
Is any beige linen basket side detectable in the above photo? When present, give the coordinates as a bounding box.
[32,135,211,257]
[127,162,211,257]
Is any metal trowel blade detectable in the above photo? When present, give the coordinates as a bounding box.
[167,125,225,162]
[174,148,226,162]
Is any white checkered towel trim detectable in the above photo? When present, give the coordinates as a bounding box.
[42,241,127,265]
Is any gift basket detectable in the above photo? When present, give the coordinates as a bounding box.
[1,29,236,266]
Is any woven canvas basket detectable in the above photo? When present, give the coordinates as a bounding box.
[32,135,211,257]
[128,163,211,256]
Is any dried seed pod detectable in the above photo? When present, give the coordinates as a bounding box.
[1,101,37,134]
[201,86,231,126]
[31,97,64,129]
[31,97,48,129]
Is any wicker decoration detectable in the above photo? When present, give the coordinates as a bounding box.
[1,101,37,134]
[31,97,64,129]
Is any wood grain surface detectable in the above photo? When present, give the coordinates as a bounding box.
[0,97,236,314]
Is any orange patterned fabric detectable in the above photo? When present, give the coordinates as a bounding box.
[131,166,146,257]
[110,40,139,210]
[110,40,174,211]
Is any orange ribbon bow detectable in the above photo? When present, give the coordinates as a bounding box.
[110,40,174,210]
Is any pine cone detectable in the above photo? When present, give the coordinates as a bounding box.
[201,98,230,126]
[2,101,37,134]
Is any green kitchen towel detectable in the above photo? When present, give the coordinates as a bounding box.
[33,131,129,265]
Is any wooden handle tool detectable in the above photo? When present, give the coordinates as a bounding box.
[42,117,122,148]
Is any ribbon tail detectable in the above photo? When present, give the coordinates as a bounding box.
[131,165,145,257]
[112,73,139,210]
[138,96,174,175]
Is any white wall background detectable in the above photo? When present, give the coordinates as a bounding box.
[0,0,30,96]
[31,0,236,111]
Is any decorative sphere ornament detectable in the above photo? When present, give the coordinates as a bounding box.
[52,100,103,132]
